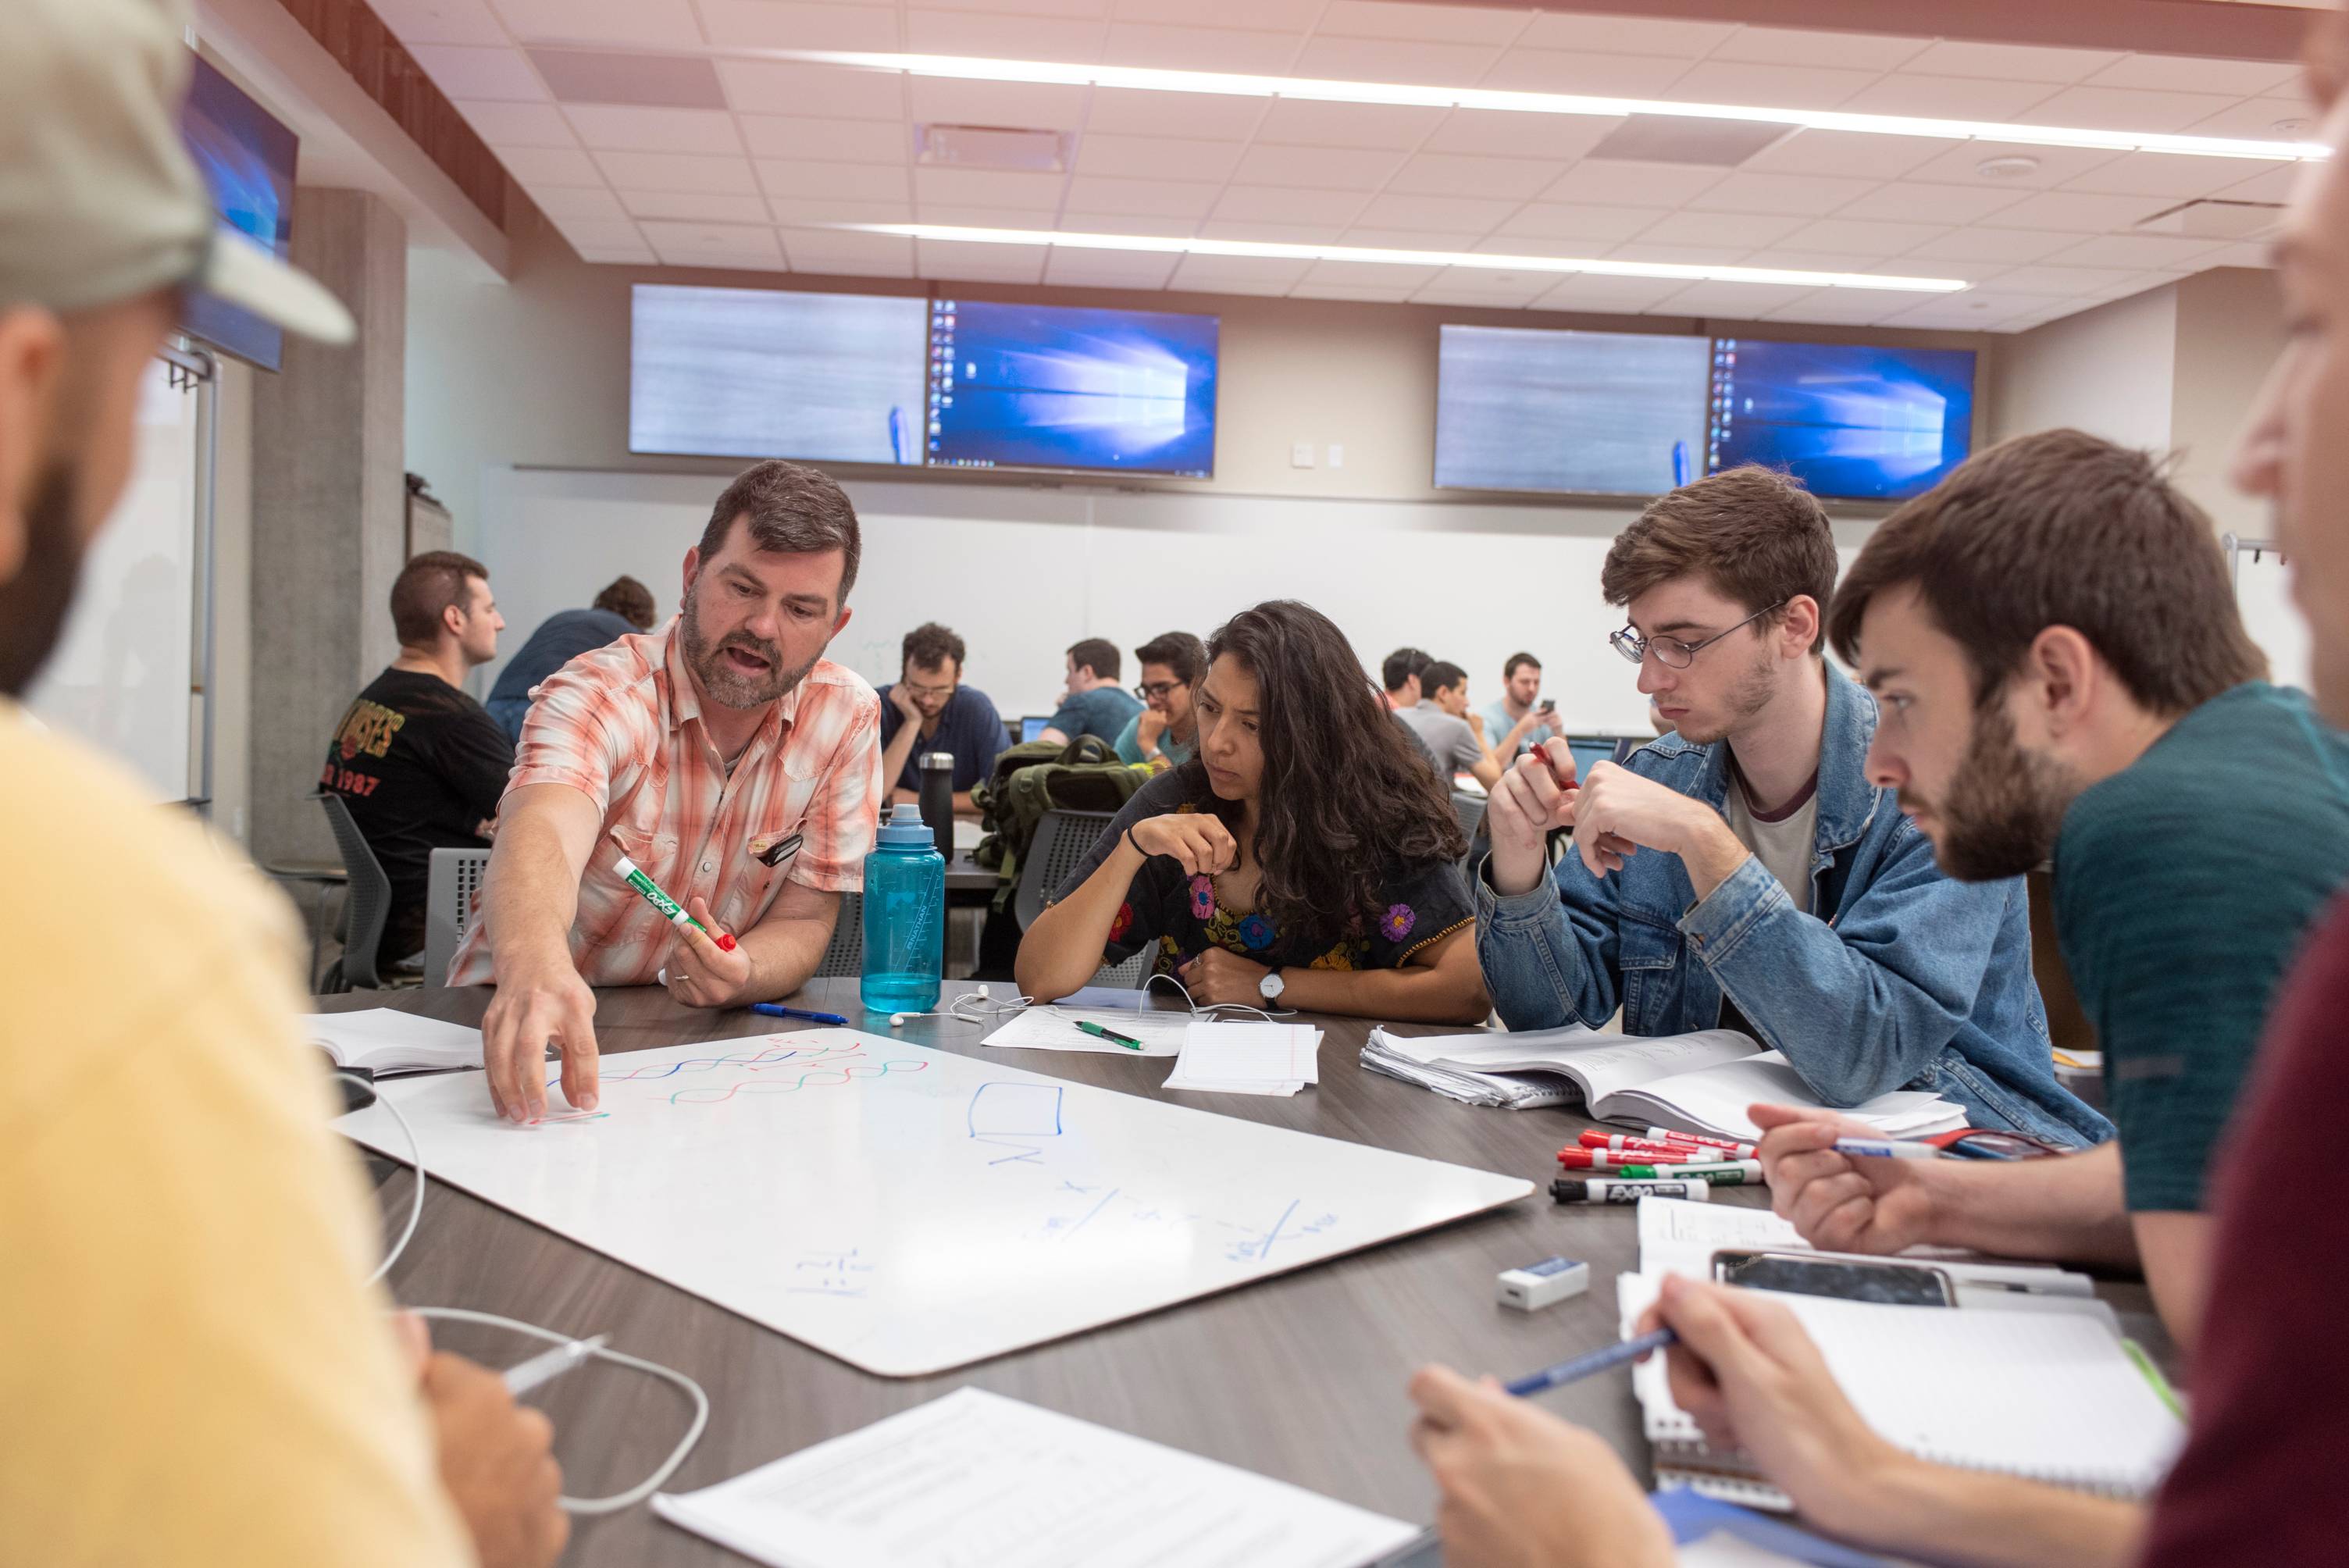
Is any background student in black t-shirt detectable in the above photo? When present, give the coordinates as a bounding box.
[322,551,514,968]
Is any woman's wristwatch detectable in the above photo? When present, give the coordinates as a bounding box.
[1259,967,1285,1003]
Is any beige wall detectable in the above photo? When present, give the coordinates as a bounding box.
[2169,267,2287,540]
[1987,284,2178,451]
[406,218,2001,558]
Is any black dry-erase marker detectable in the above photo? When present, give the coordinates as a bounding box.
[1552,1177,1711,1204]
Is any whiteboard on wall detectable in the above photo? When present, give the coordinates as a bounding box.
[23,359,198,801]
[335,1031,1531,1376]
[2226,535,2314,691]
[477,467,1876,734]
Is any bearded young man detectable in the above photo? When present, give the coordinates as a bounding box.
[452,459,883,1123]
[1475,464,2102,1142]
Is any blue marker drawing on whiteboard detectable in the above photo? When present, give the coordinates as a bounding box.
[790,1248,875,1298]
[966,1082,1065,1165]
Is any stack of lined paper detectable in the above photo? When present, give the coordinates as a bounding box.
[1163,1021,1323,1096]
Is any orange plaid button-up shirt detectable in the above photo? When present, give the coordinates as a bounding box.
[446,621,882,987]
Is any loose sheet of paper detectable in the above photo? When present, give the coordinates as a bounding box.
[1164,1021,1322,1096]
[980,1006,1190,1057]
[652,1386,1419,1568]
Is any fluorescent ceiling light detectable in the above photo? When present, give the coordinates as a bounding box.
[854,223,1969,292]
[757,49,2326,162]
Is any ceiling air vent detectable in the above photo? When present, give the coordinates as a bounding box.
[526,48,725,109]
[1588,115,1791,167]
[918,123,1070,173]
[2132,198,2287,241]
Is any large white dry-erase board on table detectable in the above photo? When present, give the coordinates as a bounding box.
[336,1032,1531,1376]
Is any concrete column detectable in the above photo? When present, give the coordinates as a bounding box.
[248,187,407,865]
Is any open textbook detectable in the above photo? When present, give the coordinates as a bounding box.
[303,1008,484,1075]
[1361,1024,1964,1141]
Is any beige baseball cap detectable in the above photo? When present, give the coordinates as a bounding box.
[2,0,353,344]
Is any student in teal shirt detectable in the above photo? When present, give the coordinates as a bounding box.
[1037,636,1142,746]
[1113,630,1203,769]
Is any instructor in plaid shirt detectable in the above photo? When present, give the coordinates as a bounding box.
[455,461,883,1121]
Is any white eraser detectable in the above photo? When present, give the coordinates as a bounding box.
[1498,1256,1590,1311]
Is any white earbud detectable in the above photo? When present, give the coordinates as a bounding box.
[889,1014,907,1028]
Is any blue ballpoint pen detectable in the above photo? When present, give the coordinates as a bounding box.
[750,1003,850,1026]
[1503,1327,1677,1398]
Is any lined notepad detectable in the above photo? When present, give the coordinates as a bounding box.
[1618,1274,2185,1507]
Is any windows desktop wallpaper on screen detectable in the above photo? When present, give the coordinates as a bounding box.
[1706,339,1978,502]
[179,54,298,372]
[926,301,1220,478]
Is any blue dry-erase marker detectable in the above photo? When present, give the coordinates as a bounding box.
[1503,1327,1677,1398]
[750,1003,849,1026]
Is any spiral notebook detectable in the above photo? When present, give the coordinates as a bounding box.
[1616,1273,2186,1510]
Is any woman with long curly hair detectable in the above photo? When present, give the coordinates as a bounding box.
[1016,600,1490,1024]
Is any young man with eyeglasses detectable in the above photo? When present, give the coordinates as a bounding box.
[877,621,1003,816]
[1114,630,1205,770]
[1476,465,2102,1142]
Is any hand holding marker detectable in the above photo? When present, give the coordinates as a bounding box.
[614,856,736,953]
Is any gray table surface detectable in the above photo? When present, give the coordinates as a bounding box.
[319,980,2173,1566]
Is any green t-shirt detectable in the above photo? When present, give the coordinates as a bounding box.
[2055,682,2349,1211]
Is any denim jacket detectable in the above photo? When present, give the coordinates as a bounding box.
[1475,667,2110,1147]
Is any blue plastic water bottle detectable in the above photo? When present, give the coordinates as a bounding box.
[860,813,944,1014]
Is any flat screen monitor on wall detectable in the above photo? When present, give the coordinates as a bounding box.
[1434,325,1713,496]
[1706,338,1977,502]
[178,54,298,372]
[629,284,929,465]
[925,299,1220,478]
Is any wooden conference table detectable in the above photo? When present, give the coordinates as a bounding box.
[322,982,2174,1566]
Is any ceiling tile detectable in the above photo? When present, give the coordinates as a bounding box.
[497,145,604,185]
[757,157,902,201]
[1302,258,1444,287]
[925,0,1108,15]
[911,167,1064,208]
[2194,241,2276,269]
[408,45,546,102]
[1653,280,1825,318]
[700,0,901,49]
[1166,255,1316,292]
[547,216,647,251]
[1895,41,2125,84]
[1881,293,2057,329]
[1895,139,2127,189]
[1103,24,1304,73]
[2058,149,2277,199]
[1342,227,1482,251]
[1758,292,1916,325]
[1707,27,1930,72]
[1606,241,1756,266]
[1512,13,1738,57]
[1233,144,1406,191]
[1058,210,1200,234]
[907,9,1103,61]
[1085,89,1266,140]
[1477,49,1691,96]
[1831,181,2031,224]
[911,202,1053,229]
[1738,248,1911,275]
[2015,85,2243,133]
[1528,273,1692,312]
[1833,73,2062,120]
[1490,204,1658,244]
[765,195,916,225]
[619,190,774,223]
[1660,61,1883,112]
[1354,192,1522,232]
[454,100,576,147]
[1210,185,1369,224]
[2181,94,2322,138]
[1901,226,2076,264]
[596,149,759,193]
[1320,0,1525,44]
[530,184,626,219]
[1976,263,2141,294]
[487,0,697,48]
[2085,55,2302,97]
[1385,153,1556,201]
[719,60,904,121]
[1043,249,1183,287]
[1419,110,1628,162]
[1064,174,1224,217]
[1776,216,1951,256]
[373,0,509,48]
[1634,209,1808,249]
[1075,134,1244,180]
[2223,163,2304,203]
[2039,233,2231,269]
[907,78,1092,130]
[739,114,907,164]
[1254,99,1445,151]
[1411,276,1556,308]
[639,219,787,265]
[1113,0,1323,29]
[1540,160,1724,208]
[562,105,740,155]
[1685,169,1879,216]
[1977,189,2167,233]
[916,237,1051,283]
[1286,281,1419,301]
[1738,129,1955,180]
[778,229,917,279]
[1196,218,1337,242]
[1290,36,1502,87]
[572,246,658,264]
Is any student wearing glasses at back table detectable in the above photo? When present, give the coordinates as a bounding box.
[1476,465,2104,1145]
[875,621,1002,817]
[1017,601,1490,1024]
[1114,630,1204,770]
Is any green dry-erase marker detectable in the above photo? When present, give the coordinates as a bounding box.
[613,855,736,951]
